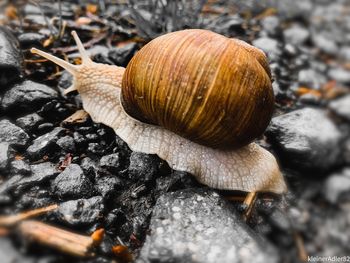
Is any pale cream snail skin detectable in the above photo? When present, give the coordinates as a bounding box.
[30,30,287,194]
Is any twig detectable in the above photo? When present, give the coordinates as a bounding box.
[0,204,58,227]
[294,232,308,262]
[243,192,257,221]
[18,220,97,258]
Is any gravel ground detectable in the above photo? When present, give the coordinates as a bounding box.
[0,0,350,262]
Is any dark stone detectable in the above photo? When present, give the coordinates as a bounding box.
[108,43,138,67]
[0,119,29,147]
[26,127,65,159]
[10,159,31,176]
[52,164,94,199]
[137,189,278,263]
[1,80,58,112]
[56,196,104,226]
[25,162,58,185]
[266,108,343,171]
[81,157,99,174]
[9,162,59,194]
[283,25,310,45]
[329,95,350,121]
[18,32,45,47]
[0,142,10,171]
[128,152,164,182]
[328,67,350,84]
[56,135,76,152]
[0,26,24,86]
[344,139,350,165]
[87,142,104,155]
[96,174,122,199]
[37,122,55,133]
[16,113,44,132]
[100,153,121,173]
[324,168,350,204]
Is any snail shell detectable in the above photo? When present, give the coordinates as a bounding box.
[121,29,274,149]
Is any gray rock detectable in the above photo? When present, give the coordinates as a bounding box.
[344,139,350,165]
[10,159,31,175]
[57,196,104,226]
[0,238,38,263]
[22,162,58,186]
[137,189,278,263]
[56,135,76,152]
[52,164,94,199]
[16,113,44,132]
[328,67,350,84]
[339,46,350,62]
[100,153,121,173]
[128,152,163,182]
[329,94,350,121]
[26,127,65,159]
[324,168,350,204]
[261,16,280,36]
[252,37,280,61]
[0,26,23,86]
[95,175,122,198]
[312,34,338,56]
[0,142,10,171]
[18,32,45,46]
[283,25,310,45]
[108,43,138,67]
[1,80,58,112]
[298,68,326,89]
[266,108,343,171]
[0,119,29,147]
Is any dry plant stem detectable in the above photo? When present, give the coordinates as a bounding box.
[243,192,257,221]
[18,220,96,258]
[294,232,308,262]
[0,204,58,227]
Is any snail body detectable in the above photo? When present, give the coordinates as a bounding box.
[31,29,287,193]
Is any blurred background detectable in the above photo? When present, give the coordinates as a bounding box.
[0,0,350,263]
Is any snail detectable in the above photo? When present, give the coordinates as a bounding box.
[31,29,287,194]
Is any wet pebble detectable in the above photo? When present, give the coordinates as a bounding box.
[261,16,280,36]
[312,34,338,56]
[16,113,44,132]
[10,159,31,176]
[137,189,278,263]
[297,68,326,90]
[323,168,350,204]
[108,43,138,67]
[329,94,350,121]
[0,26,23,86]
[11,162,59,194]
[100,153,122,173]
[128,152,165,183]
[266,108,343,171]
[52,164,94,200]
[252,37,281,61]
[328,67,350,84]
[56,135,76,153]
[0,142,10,171]
[56,196,104,226]
[1,80,58,112]
[283,25,310,46]
[0,119,29,148]
[26,127,65,159]
[18,32,45,47]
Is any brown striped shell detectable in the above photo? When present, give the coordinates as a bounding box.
[121,29,274,149]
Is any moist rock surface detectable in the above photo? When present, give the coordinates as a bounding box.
[137,189,278,263]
